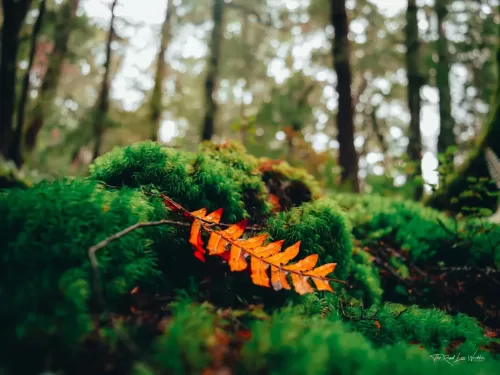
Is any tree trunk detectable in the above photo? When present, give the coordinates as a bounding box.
[150,0,172,142]
[426,27,500,213]
[331,0,359,192]
[436,0,455,155]
[91,0,117,161]
[405,0,424,200]
[24,0,80,155]
[9,0,46,167]
[201,0,223,141]
[0,0,33,160]
[239,12,249,146]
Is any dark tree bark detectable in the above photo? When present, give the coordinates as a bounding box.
[436,0,455,155]
[150,0,172,142]
[370,105,388,156]
[9,0,46,167]
[287,84,315,163]
[201,0,224,141]
[331,0,359,192]
[24,0,80,155]
[91,0,118,161]
[0,0,33,160]
[427,25,500,213]
[239,11,249,146]
[405,0,424,200]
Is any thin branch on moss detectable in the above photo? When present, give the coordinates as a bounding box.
[338,301,380,322]
[142,187,265,231]
[437,218,461,241]
[88,219,189,307]
[393,308,409,319]
[87,218,189,375]
[371,256,422,296]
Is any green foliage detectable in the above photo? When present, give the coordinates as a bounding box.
[266,199,353,280]
[2,143,499,374]
[150,300,214,374]
[198,141,272,219]
[0,179,160,369]
[199,141,259,174]
[344,303,487,352]
[347,249,383,306]
[239,307,499,375]
[89,141,269,222]
[331,193,500,266]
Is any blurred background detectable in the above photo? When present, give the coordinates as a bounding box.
[0,0,498,199]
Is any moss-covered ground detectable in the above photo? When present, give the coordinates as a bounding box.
[1,141,499,375]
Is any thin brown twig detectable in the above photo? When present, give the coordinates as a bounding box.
[87,219,187,374]
[338,301,380,321]
[88,219,189,307]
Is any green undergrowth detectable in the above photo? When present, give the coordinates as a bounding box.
[331,193,500,267]
[347,248,384,305]
[302,296,489,353]
[1,142,499,374]
[265,199,353,280]
[89,141,265,222]
[240,308,499,375]
[133,299,499,375]
[0,179,162,370]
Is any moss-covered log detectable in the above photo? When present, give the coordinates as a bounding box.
[426,24,500,213]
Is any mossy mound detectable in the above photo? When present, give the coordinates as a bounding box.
[347,248,384,305]
[198,141,271,221]
[266,199,353,280]
[1,143,499,374]
[135,300,500,375]
[0,179,162,372]
[332,193,500,267]
[89,141,263,222]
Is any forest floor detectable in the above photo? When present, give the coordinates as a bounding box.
[1,141,500,375]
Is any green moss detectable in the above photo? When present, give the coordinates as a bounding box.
[199,141,271,220]
[89,141,251,222]
[0,179,161,370]
[266,199,353,281]
[331,193,500,266]
[150,300,214,374]
[239,307,499,375]
[348,249,384,305]
[199,141,259,174]
[344,303,487,352]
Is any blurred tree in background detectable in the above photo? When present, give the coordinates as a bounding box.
[0,0,498,202]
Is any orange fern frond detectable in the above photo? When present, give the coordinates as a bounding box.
[186,206,344,295]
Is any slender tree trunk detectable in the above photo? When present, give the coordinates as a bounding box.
[0,0,32,160]
[405,0,424,200]
[24,0,80,155]
[239,12,249,146]
[427,25,500,213]
[201,0,223,141]
[91,0,117,161]
[331,0,359,192]
[370,105,388,156]
[9,0,46,167]
[436,0,455,155]
[150,0,172,142]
